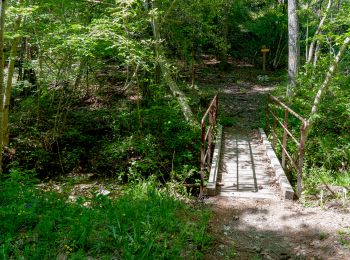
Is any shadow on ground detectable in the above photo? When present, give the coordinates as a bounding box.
[205,198,350,260]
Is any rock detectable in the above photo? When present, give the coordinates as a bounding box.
[98,185,110,196]
[98,189,110,196]
[223,225,231,232]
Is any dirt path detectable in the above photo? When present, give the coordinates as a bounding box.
[206,197,350,259]
[196,59,350,259]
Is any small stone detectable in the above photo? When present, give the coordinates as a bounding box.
[98,189,110,196]
[223,225,231,232]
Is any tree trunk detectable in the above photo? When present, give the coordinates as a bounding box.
[0,0,6,173]
[309,37,350,119]
[287,0,299,97]
[220,0,229,69]
[148,2,195,123]
[23,37,37,87]
[3,1,23,146]
[191,46,195,88]
[313,39,320,66]
[37,52,43,124]
[307,0,332,63]
[17,38,25,81]
[305,17,308,61]
[273,33,286,69]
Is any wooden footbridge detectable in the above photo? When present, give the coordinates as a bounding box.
[200,95,308,200]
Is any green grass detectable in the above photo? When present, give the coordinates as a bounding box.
[337,229,350,248]
[303,167,350,196]
[0,170,211,259]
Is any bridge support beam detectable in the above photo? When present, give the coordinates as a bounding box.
[259,128,294,200]
[207,125,223,196]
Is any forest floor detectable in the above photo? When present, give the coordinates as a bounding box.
[193,58,350,259]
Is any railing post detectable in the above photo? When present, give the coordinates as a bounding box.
[215,95,218,124]
[200,121,206,197]
[297,122,308,198]
[281,109,289,169]
[266,95,269,132]
[208,111,213,170]
[273,106,277,148]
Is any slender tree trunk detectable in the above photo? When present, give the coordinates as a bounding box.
[273,33,283,69]
[147,2,195,122]
[0,0,6,173]
[309,37,350,119]
[191,46,195,88]
[287,0,299,97]
[305,17,309,61]
[3,1,23,146]
[307,0,332,63]
[313,39,320,66]
[37,52,43,124]
[17,39,25,81]
[86,64,90,95]
[220,0,229,68]
[74,60,86,92]
[337,0,341,11]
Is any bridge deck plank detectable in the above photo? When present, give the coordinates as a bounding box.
[218,130,277,199]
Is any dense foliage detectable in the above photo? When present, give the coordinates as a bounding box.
[0,171,211,258]
[2,0,204,183]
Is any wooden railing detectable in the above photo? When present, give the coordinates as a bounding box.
[266,95,309,197]
[200,95,218,197]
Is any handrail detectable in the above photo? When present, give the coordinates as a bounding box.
[269,95,307,123]
[200,94,218,198]
[266,95,309,197]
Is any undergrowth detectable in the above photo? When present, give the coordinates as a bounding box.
[0,170,211,259]
[8,90,201,185]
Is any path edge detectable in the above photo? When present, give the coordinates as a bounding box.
[258,128,294,200]
[207,125,223,196]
